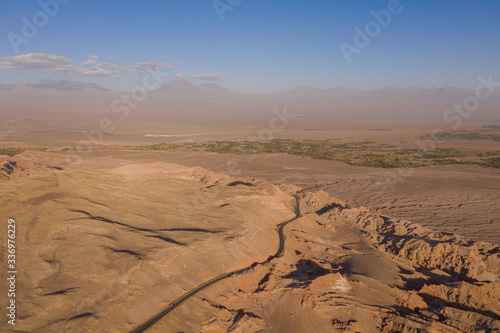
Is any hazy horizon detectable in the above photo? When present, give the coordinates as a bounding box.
[3,75,500,95]
[1,1,499,94]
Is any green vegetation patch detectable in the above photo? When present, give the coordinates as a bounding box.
[122,138,500,169]
[426,127,500,141]
[482,158,500,169]
[0,147,47,157]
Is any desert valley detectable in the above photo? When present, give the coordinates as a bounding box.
[1,2,500,332]
[0,77,499,332]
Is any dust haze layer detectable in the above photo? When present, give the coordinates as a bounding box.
[1,77,499,122]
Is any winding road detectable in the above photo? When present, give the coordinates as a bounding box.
[130,194,302,333]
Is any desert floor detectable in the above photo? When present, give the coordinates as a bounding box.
[1,119,499,331]
[1,152,499,332]
[21,147,500,245]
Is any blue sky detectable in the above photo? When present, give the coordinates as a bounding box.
[0,0,499,93]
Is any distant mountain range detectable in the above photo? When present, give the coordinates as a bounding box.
[0,77,498,122]
[0,77,486,97]
[0,79,109,92]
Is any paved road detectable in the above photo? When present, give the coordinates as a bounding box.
[130,194,302,333]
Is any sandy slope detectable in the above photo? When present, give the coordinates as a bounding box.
[0,156,498,332]
[22,150,499,245]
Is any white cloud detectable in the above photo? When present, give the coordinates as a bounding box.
[0,53,182,78]
[175,72,224,81]
[132,61,179,73]
[50,64,80,75]
[0,53,71,70]
[0,54,225,82]
[80,67,115,77]
[188,72,224,81]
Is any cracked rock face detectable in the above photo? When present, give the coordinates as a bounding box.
[0,155,56,181]
[0,159,498,332]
